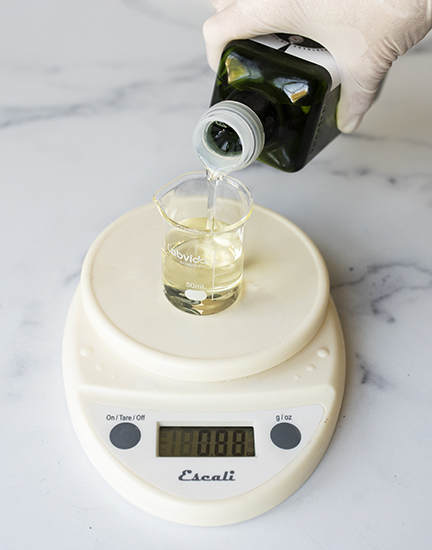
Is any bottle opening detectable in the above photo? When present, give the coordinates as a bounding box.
[193,101,264,174]
[208,121,242,155]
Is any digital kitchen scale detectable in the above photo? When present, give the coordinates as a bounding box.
[62,203,345,526]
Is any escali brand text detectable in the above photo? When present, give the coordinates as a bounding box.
[178,469,236,482]
[166,243,207,266]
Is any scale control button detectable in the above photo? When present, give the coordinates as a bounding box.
[270,422,302,450]
[109,422,141,450]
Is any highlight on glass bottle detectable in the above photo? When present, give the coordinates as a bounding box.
[153,171,253,315]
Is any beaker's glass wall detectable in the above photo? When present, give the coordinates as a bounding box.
[154,172,253,315]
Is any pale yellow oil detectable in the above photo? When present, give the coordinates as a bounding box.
[162,216,244,315]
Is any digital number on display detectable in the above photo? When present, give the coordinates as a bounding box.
[159,426,255,457]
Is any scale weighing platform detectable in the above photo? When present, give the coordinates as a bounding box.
[62,204,345,526]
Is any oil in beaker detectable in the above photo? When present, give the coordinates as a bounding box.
[162,216,244,315]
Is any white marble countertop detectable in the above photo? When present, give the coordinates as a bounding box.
[1,1,431,548]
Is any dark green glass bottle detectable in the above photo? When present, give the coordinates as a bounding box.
[194,34,341,173]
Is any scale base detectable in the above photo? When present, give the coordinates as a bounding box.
[63,204,345,526]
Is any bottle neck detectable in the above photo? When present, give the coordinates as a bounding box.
[193,100,265,174]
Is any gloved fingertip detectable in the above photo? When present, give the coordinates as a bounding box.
[204,45,220,72]
[338,114,363,134]
[202,17,222,72]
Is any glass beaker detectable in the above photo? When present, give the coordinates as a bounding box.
[153,171,253,315]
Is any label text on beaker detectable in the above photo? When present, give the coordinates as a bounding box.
[167,243,207,267]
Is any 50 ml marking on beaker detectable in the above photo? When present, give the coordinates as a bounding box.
[186,281,205,290]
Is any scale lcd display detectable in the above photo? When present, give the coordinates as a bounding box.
[159,426,255,457]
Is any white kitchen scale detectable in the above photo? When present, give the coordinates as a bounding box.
[62,203,345,526]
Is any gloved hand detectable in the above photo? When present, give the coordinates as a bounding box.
[203,0,432,132]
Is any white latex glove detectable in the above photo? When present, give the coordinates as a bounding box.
[203,0,432,132]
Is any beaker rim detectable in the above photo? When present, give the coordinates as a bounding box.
[153,171,254,234]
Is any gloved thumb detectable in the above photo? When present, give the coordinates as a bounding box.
[203,3,270,71]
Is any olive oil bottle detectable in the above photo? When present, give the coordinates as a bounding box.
[194,34,342,173]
